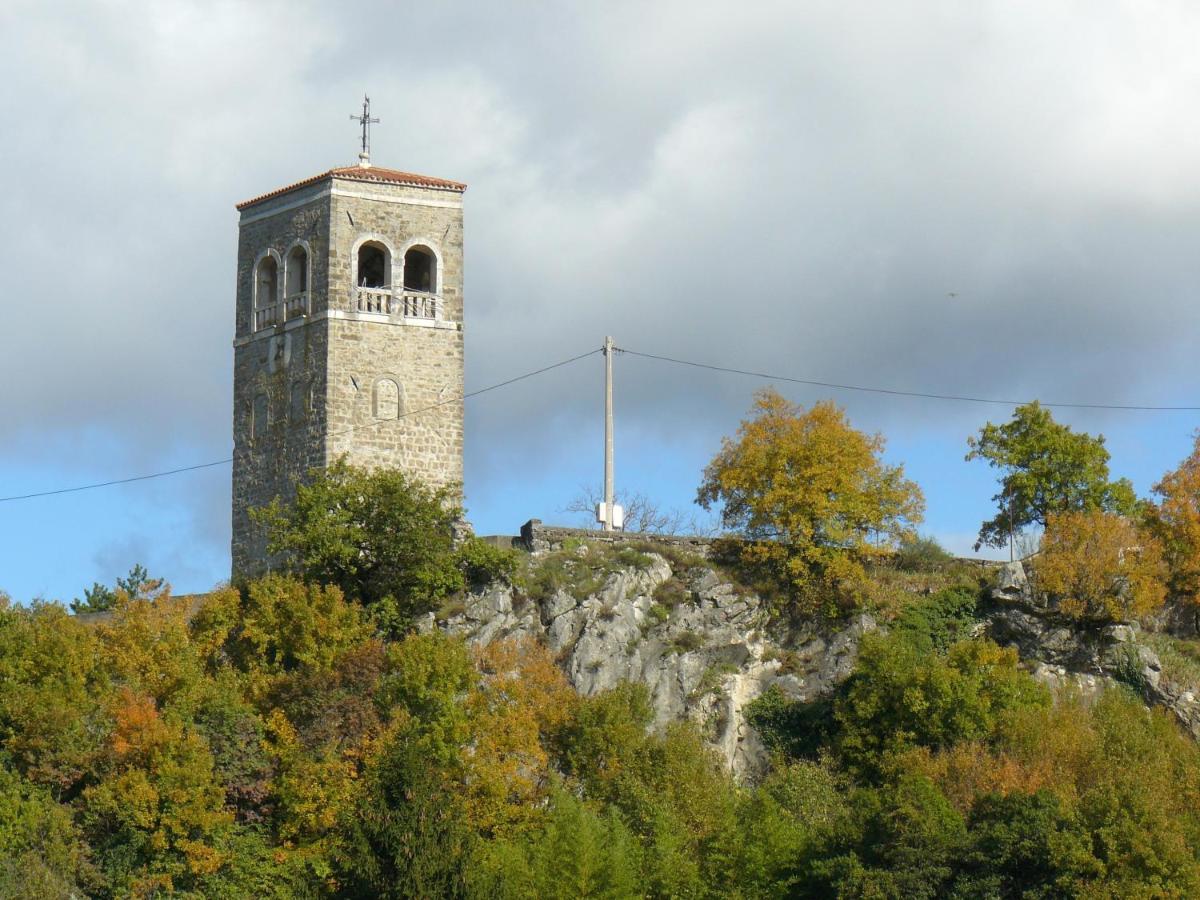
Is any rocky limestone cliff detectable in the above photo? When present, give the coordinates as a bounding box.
[423,543,875,778]
[986,560,1200,740]
[425,541,1200,779]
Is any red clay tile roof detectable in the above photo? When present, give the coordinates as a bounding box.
[236,164,467,210]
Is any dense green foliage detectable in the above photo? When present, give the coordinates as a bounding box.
[892,534,955,572]
[251,459,518,631]
[5,418,1200,896]
[967,401,1138,550]
[744,589,1200,898]
[2,573,1199,897]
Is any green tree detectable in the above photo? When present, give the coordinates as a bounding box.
[70,563,163,614]
[0,601,110,799]
[0,765,98,897]
[252,459,467,626]
[1149,433,1200,627]
[832,635,1050,779]
[475,790,641,900]
[966,401,1137,550]
[335,633,480,897]
[337,742,476,899]
[802,776,967,900]
[698,389,924,614]
[954,791,1102,898]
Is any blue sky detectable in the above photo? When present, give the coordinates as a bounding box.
[3,1,1200,603]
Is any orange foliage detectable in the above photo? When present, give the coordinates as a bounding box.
[463,639,578,837]
[904,743,1054,813]
[84,688,232,888]
[697,389,924,612]
[1151,433,1200,609]
[111,689,171,761]
[1034,510,1167,621]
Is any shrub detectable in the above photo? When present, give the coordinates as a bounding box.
[457,538,520,587]
[252,458,465,626]
[833,635,1050,779]
[893,585,981,655]
[894,535,954,572]
[653,578,690,608]
[670,632,704,654]
[745,686,837,761]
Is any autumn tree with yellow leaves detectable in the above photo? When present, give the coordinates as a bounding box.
[697,389,924,614]
[1033,510,1167,622]
[1149,433,1200,627]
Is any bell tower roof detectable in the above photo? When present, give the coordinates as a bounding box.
[236,164,467,211]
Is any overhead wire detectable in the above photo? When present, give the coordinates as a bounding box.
[0,347,600,504]
[616,348,1200,412]
[5,340,1200,506]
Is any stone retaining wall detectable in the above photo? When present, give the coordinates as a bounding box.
[518,519,714,555]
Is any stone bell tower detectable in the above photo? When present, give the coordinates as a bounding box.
[230,142,465,576]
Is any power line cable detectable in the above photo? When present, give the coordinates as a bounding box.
[0,348,600,505]
[617,348,1200,412]
[6,339,1197,506]
[0,459,233,503]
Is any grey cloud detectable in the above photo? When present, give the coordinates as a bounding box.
[3,1,1199,573]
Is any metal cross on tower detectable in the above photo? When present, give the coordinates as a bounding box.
[350,95,380,166]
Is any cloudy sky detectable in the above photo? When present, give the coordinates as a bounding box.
[3,0,1200,602]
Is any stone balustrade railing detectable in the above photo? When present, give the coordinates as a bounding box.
[254,291,310,331]
[356,286,392,314]
[285,290,309,320]
[254,288,442,333]
[401,291,441,319]
[355,287,442,320]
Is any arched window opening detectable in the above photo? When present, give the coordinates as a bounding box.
[285,246,309,321]
[256,256,279,307]
[374,379,401,419]
[286,246,308,294]
[403,246,436,293]
[254,255,280,330]
[357,242,389,288]
[355,241,391,314]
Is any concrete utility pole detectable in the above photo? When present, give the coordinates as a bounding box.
[603,335,615,532]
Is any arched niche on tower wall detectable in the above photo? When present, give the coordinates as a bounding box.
[373,377,402,419]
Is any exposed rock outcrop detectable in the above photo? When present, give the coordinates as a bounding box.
[425,546,875,778]
[430,549,1200,779]
[987,560,1200,740]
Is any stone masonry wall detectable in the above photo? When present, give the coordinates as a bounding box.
[231,192,331,576]
[518,519,715,555]
[232,172,465,577]
[323,181,464,489]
